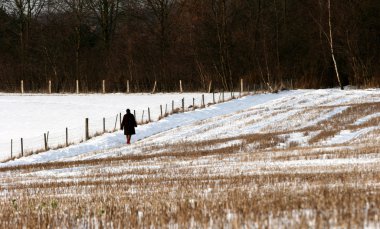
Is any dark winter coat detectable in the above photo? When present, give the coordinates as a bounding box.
[121,113,137,135]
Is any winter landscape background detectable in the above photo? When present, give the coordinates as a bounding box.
[0,93,221,161]
[1,89,380,227]
[1,0,379,227]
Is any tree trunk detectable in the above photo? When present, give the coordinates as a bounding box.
[327,0,343,90]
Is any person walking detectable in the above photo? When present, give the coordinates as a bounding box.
[120,109,137,144]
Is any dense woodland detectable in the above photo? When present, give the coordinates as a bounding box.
[0,0,379,92]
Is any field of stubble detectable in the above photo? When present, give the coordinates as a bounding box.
[1,90,380,228]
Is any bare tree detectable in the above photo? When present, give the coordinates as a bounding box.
[57,0,89,81]
[311,0,343,89]
[342,2,369,86]
[211,0,233,90]
[0,0,379,92]
[3,0,46,79]
[88,0,121,49]
[144,0,179,84]
[327,0,342,90]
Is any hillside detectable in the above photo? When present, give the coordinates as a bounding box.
[1,89,380,227]
[0,92,219,161]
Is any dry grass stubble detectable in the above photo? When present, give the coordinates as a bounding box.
[1,101,380,227]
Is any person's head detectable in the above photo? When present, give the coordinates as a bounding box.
[126,109,131,114]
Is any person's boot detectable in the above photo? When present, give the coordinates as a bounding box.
[127,139,131,144]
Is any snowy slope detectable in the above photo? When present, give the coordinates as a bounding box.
[2,88,380,167]
[1,89,380,228]
[1,91,295,165]
[0,93,227,159]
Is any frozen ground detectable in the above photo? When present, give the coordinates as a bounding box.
[0,92,224,160]
[1,88,380,166]
[1,89,380,227]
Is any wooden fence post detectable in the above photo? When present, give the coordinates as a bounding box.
[102,80,106,94]
[179,80,183,93]
[114,114,118,130]
[21,80,24,94]
[213,92,215,104]
[127,80,130,93]
[222,90,225,102]
[119,113,122,126]
[208,81,212,93]
[66,128,68,147]
[134,110,136,117]
[148,108,151,122]
[103,118,106,133]
[202,94,205,107]
[240,78,243,97]
[182,98,185,112]
[49,80,52,94]
[76,80,79,94]
[192,98,195,109]
[21,138,23,157]
[172,100,174,113]
[291,78,293,90]
[160,105,163,118]
[85,118,89,140]
[44,133,48,151]
[151,81,157,94]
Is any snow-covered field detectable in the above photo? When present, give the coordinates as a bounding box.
[1,89,380,227]
[2,89,380,165]
[0,93,224,161]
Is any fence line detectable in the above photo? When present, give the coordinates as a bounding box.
[0,114,118,162]
[0,78,275,94]
[0,91,249,163]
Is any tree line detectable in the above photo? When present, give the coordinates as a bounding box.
[0,0,379,92]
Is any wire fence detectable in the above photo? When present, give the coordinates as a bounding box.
[0,91,244,163]
[0,115,119,162]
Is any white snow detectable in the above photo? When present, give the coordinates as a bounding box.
[1,88,380,166]
[308,106,349,126]
[322,127,377,145]
[1,88,380,228]
[1,91,294,164]
[0,92,232,159]
[353,113,380,125]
